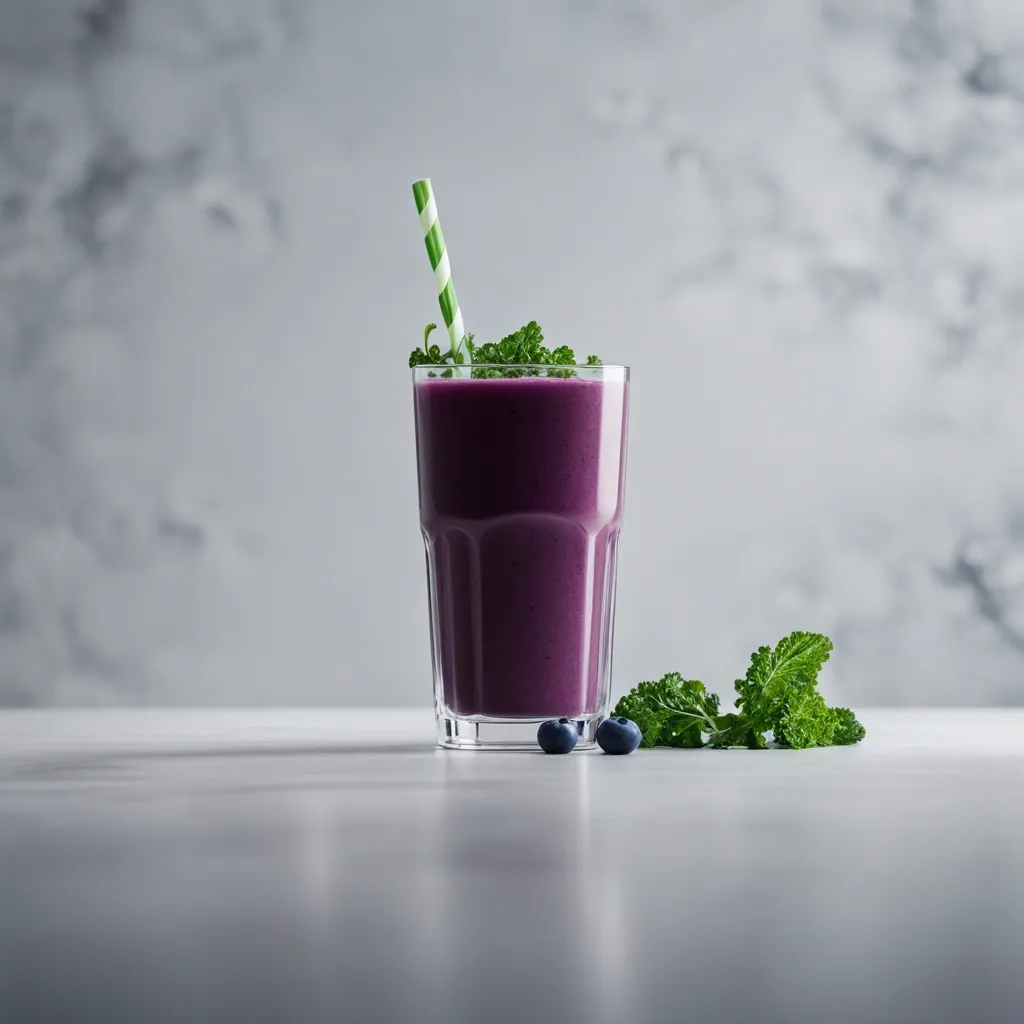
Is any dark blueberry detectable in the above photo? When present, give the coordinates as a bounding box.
[597,716,642,755]
[537,717,579,754]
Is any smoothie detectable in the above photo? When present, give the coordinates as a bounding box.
[414,372,629,719]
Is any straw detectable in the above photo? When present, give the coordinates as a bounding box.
[412,179,468,363]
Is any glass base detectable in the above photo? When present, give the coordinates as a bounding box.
[436,713,601,751]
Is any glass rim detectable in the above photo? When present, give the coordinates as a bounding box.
[410,363,630,371]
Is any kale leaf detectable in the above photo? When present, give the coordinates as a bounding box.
[613,674,720,748]
[734,631,834,738]
[411,320,604,378]
[614,632,865,750]
[409,323,445,368]
[775,689,835,749]
[830,706,867,746]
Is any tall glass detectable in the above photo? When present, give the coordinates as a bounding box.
[413,364,630,749]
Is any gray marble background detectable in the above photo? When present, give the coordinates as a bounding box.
[2,0,1024,707]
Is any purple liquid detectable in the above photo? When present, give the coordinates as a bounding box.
[414,375,629,718]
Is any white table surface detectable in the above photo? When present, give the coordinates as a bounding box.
[2,709,1023,1024]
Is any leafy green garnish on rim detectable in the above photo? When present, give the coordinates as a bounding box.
[612,631,865,750]
[409,321,602,378]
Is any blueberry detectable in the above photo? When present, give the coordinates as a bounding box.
[537,718,579,754]
[597,716,642,755]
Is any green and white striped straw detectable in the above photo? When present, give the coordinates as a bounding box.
[412,178,468,363]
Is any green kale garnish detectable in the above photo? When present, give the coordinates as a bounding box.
[613,631,865,750]
[472,320,545,366]
[830,706,867,746]
[707,712,767,750]
[612,674,771,749]
[471,321,578,378]
[734,631,834,739]
[409,323,445,368]
[613,674,721,748]
[774,691,867,749]
[774,689,835,749]
[410,320,603,378]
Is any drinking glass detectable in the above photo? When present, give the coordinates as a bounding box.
[413,363,630,749]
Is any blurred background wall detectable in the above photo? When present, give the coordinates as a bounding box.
[2,0,1024,706]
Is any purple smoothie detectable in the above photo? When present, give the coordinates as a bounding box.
[414,374,629,719]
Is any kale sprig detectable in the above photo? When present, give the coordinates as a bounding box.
[613,675,721,748]
[409,320,602,379]
[409,324,468,377]
[612,631,865,750]
[734,631,834,741]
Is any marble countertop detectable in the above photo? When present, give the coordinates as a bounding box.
[2,709,1023,1023]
